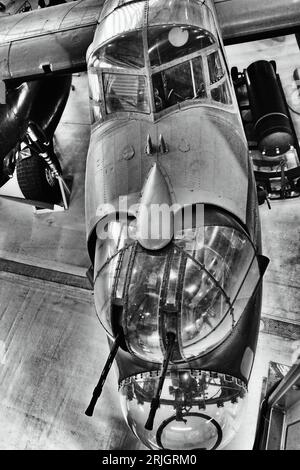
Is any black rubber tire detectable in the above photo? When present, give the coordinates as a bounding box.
[16,153,61,204]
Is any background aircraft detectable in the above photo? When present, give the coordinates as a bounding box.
[0,0,295,450]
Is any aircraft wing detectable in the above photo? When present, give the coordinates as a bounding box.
[215,0,300,45]
[0,0,300,82]
[0,0,105,82]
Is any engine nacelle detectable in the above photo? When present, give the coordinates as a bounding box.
[0,75,71,181]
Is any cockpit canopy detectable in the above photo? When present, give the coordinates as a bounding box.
[88,24,233,122]
[93,207,261,364]
[149,25,214,66]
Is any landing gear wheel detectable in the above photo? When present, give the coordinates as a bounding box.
[16,153,62,204]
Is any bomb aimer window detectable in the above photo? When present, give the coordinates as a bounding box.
[93,209,261,364]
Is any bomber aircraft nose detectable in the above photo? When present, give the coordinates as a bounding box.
[93,206,262,364]
[119,369,248,450]
[90,203,264,449]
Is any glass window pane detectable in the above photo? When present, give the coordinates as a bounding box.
[115,247,132,299]
[193,56,207,99]
[148,25,214,67]
[152,62,193,112]
[176,226,255,303]
[95,220,134,271]
[94,255,119,335]
[88,71,102,123]
[125,253,166,362]
[94,226,119,273]
[94,221,136,334]
[103,73,149,114]
[164,61,193,102]
[207,51,232,105]
[180,258,231,359]
[207,51,225,84]
[174,222,259,359]
[120,370,248,451]
[93,30,144,69]
[166,248,182,305]
[152,56,206,112]
[211,81,232,105]
[233,257,260,324]
[202,226,254,301]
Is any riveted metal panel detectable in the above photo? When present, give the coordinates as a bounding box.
[85,104,249,238]
[0,0,104,80]
[214,0,300,44]
[0,0,101,43]
[7,27,95,79]
[0,43,10,81]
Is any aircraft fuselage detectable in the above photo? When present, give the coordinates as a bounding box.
[84,0,268,450]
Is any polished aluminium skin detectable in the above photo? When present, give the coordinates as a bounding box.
[0,0,300,82]
[85,0,267,450]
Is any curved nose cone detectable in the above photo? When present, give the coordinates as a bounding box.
[137,163,173,250]
[119,370,248,450]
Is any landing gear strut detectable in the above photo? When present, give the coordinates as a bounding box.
[16,122,70,209]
